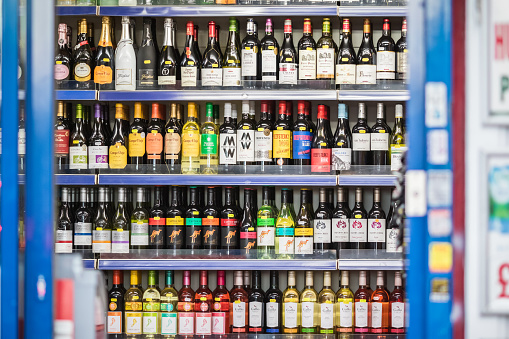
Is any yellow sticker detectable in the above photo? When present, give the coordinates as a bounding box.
[144,60,151,64]
[299,127,306,131]
[154,216,160,220]
[104,58,110,62]
[165,61,172,65]
[261,216,267,219]
[137,221,144,224]
[207,216,214,219]
[193,211,199,215]
[404,49,408,53]
[302,298,310,302]
[116,229,123,232]
[111,298,117,302]
[132,129,138,134]
[362,58,369,62]
[234,300,241,304]
[215,298,220,301]
[337,142,344,146]
[200,297,207,301]
[429,242,453,273]
[167,129,174,133]
[228,214,234,218]
[355,215,362,219]
[248,227,254,231]
[212,63,218,68]
[341,57,349,62]
[322,45,329,49]
[285,57,292,61]
[320,142,327,146]
[151,130,158,134]
[73,140,79,144]
[245,47,251,50]
[133,296,139,300]
[379,130,385,133]
[228,60,235,63]
[243,126,249,130]
[277,126,283,130]
[270,299,276,303]
[56,61,62,64]
[258,128,264,131]
[359,130,366,134]
[360,299,366,303]
[326,300,332,304]
[147,298,152,301]
[189,61,195,66]
[268,46,274,50]
[306,47,313,51]
[96,227,103,231]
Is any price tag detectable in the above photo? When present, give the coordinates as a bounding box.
[144,60,151,64]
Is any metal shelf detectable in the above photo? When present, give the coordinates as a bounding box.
[55,174,97,185]
[56,90,97,101]
[338,89,409,102]
[338,259,404,270]
[338,174,397,186]
[83,259,96,269]
[337,5,407,17]
[56,5,97,15]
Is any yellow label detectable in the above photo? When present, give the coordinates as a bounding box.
[359,130,366,134]
[243,126,249,130]
[109,143,128,169]
[207,216,214,219]
[165,61,172,65]
[193,211,199,215]
[273,130,291,159]
[111,298,117,302]
[133,296,139,300]
[234,300,241,304]
[73,140,79,144]
[212,63,218,68]
[56,61,62,64]
[167,129,174,133]
[137,221,144,224]
[325,300,332,304]
[94,65,113,84]
[303,298,310,302]
[166,216,184,226]
[245,47,251,50]
[189,61,195,66]
[379,130,385,133]
[320,142,327,146]
[261,216,267,219]
[228,60,235,63]
[215,298,220,301]
[337,142,344,146]
[248,227,254,231]
[306,47,313,51]
[147,298,152,301]
[116,229,123,232]
[258,128,264,131]
[228,214,234,218]
[341,57,349,62]
[129,133,145,157]
[285,57,292,61]
[360,299,366,303]
[200,297,207,301]
[270,299,276,303]
[96,227,103,231]
[151,130,158,134]
[323,45,329,49]
[269,46,274,50]
[355,214,362,219]
[429,242,453,273]
[104,58,110,62]
[299,127,306,131]
[182,130,200,157]
[277,126,283,130]
[154,217,160,220]
[295,228,313,236]
[144,60,151,64]
[362,58,369,62]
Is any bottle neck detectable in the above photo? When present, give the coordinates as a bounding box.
[163,25,175,47]
[99,22,112,47]
[225,190,234,206]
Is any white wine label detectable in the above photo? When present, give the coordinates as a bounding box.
[111,230,130,253]
[314,219,331,244]
[391,145,407,171]
[299,50,316,80]
[352,134,371,151]
[301,302,315,328]
[160,313,177,335]
[371,133,389,151]
[55,230,73,253]
[220,132,237,165]
[88,145,109,169]
[284,302,298,328]
[116,68,134,86]
[257,226,275,246]
[279,63,297,85]
[237,130,255,162]
[125,312,142,334]
[178,313,195,335]
[69,145,88,169]
[368,219,386,242]
[195,313,212,335]
[316,48,335,78]
[242,49,257,77]
[75,63,91,78]
[255,130,272,162]
[201,69,223,87]
[332,148,352,170]
[232,302,246,327]
[266,302,279,327]
[74,222,92,245]
[158,75,177,85]
[339,301,353,327]
[92,230,111,253]
[18,128,26,155]
[262,50,277,74]
[142,313,158,334]
[376,51,396,80]
[391,302,405,328]
[336,64,356,84]
[332,218,349,242]
[397,52,408,79]
[355,301,368,327]
[277,237,294,254]
[131,222,149,246]
[295,236,313,254]
[249,301,263,327]
[262,75,276,82]
[350,219,367,242]
[356,64,377,84]
[321,303,334,329]
[371,302,383,328]
[386,228,402,253]
[223,68,241,87]
[181,67,198,87]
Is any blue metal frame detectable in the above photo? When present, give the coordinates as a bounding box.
[55,5,97,16]
[1,0,20,336]
[56,90,96,101]
[25,0,55,337]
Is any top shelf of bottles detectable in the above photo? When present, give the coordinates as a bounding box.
[55,4,408,17]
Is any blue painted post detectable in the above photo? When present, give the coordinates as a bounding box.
[24,0,55,337]
[1,0,20,337]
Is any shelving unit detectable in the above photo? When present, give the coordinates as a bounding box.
[56,90,96,101]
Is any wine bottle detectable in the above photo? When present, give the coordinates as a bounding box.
[166,186,185,250]
[73,19,94,89]
[244,271,252,301]
[92,187,112,253]
[242,18,261,88]
[352,103,371,165]
[248,270,265,333]
[350,187,367,250]
[202,21,223,88]
[336,270,354,333]
[55,101,70,170]
[264,270,283,333]
[181,102,201,174]
[194,271,213,336]
[146,103,165,170]
[109,103,129,170]
[56,187,73,253]
[275,188,295,259]
[311,105,333,173]
[282,271,299,334]
[332,103,353,171]
[336,18,357,86]
[94,16,115,90]
[293,101,314,169]
[294,188,314,258]
[160,271,178,336]
[164,103,181,173]
[148,186,166,249]
[107,270,125,337]
[356,19,377,85]
[219,103,237,171]
[396,19,408,81]
[212,271,230,334]
[314,187,332,253]
[223,17,242,88]
[390,104,406,171]
[232,103,238,126]
[240,188,257,255]
[316,18,336,80]
[202,188,221,251]
[231,271,249,333]
[377,19,396,81]
[318,271,336,334]
[298,18,317,81]
[371,271,390,333]
[193,24,202,62]
[178,271,195,336]
[260,18,279,88]
[185,186,202,251]
[124,271,143,337]
[88,23,96,59]
[137,18,158,89]
[55,23,72,88]
[129,102,147,170]
[180,21,200,88]
[111,187,130,254]
[74,187,93,251]
[371,103,391,166]
[221,187,240,253]
[354,271,370,333]
[273,101,292,167]
[200,103,219,174]
[390,271,405,333]
[300,271,318,334]
[69,104,88,170]
[256,186,276,259]
[279,19,298,87]
[66,25,73,56]
[130,187,149,251]
[332,187,351,252]
[142,270,161,336]
[88,104,109,169]
[158,18,179,89]
[115,16,136,91]
[255,100,274,169]
[367,187,386,250]
[236,101,255,170]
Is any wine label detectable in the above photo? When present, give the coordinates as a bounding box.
[295,236,313,254]
[242,49,257,77]
[69,145,88,169]
[301,301,314,328]
[219,132,237,165]
[125,312,142,334]
[55,130,70,155]
[129,132,146,157]
[146,132,163,160]
[355,301,368,328]
[299,50,317,80]
[178,312,195,335]
[131,222,149,246]
[109,143,128,169]
[276,236,294,254]
[166,223,185,248]
[332,147,352,170]
[111,229,130,253]
[74,222,92,246]
[74,63,91,82]
[212,312,226,334]
[255,129,272,162]
[195,313,212,335]
[336,64,356,84]
[273,130,291,159]
[397,51,408,79]
[223,68,241,87]
[88,145,109,169]
[390,144,407,171]
[165,132,181,160]
[279,63,297,85]
[142,312,159,334]
[371,302,384,329]
[350,219,367,242]
[139,69,156,87]
[161,313,177,335]
[149,218,165,246]
[232,301,246,327]
[293,131,312,160]
[18,128,25,155]
[339,301,353,328]
[386,228,402,253]
[371,133,389,151]
[249,301,263,327]
[352,133,371,151]
[201,133,218,155]
[181,67,198,87]
[116,68,134,87]
[221,219,239,247]
[201,68,223,87]
[186,219,202,248]
[262,49,277,75]
[311,148,331,173]
[55,230,73,253]
[107,312,122,334]
[356,64,377,85]
[332,218,349,242]
[321,303,334,330]
[92,229,111,253]
[316,48,335,79]
[182,130,200,157]
[158,75,177,86]
[284,302,298,328]
[257,225,275,246]
[266,302,279,328]
[202,224,219,247]
[94,65,113,84]
[314,219,331,244]
[391,302,405,328]
[368,218,386,243]
[376,51,396,80]
[237,130,255,162]
[54,64,70,80]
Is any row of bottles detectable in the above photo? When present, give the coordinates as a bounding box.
[55,16,407,90]
[56,100,406,172]
[108,269,405,336]
[56,185,403,255]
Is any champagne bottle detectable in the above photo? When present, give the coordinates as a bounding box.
[73,19,94,89]
[94,16,115,90]
[279,19,298,87]
[202,21,223,88]
[55,23,72,88]
[223,17,242,88]
[181,102,201,174]
[159,18,179,89]
[137,18,158,89]
[115,16,136,91]
[180,21,201,88]
[298,18,317,80]
[336,18,357,86]
[356,19,377,85]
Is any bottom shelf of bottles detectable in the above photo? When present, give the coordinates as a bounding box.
[101,335,406,338]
